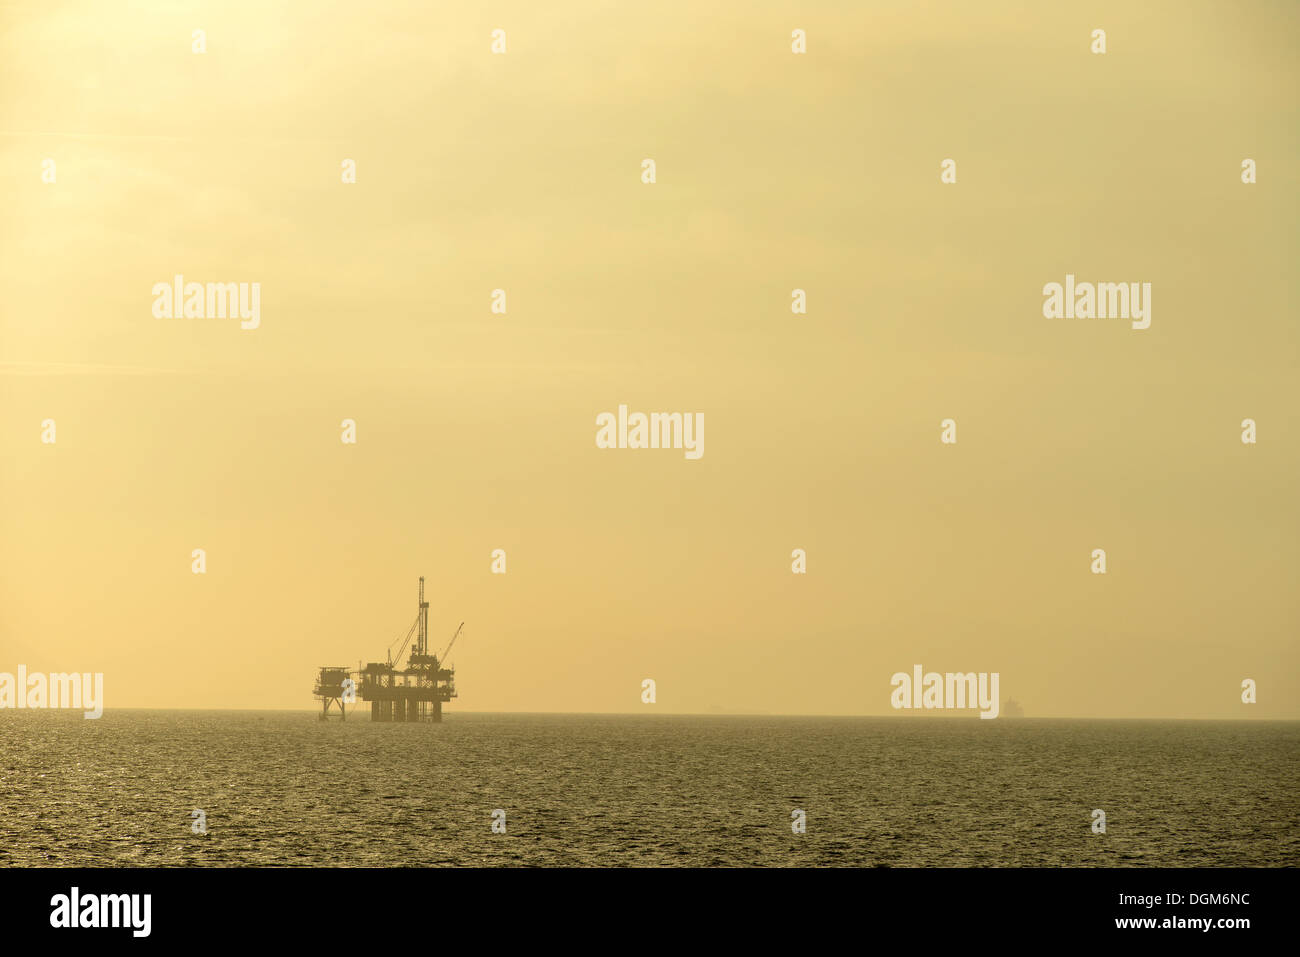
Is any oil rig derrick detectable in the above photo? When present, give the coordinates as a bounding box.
[313,577,461,723]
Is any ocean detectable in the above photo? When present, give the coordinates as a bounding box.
[1,711,1296,867]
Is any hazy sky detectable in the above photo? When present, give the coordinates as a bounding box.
[2,1,1296,717]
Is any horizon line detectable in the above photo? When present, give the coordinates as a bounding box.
[3,707,1294,722]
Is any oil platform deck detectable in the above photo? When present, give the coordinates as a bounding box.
[313,578,461,723]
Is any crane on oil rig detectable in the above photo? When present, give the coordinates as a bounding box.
[313,577,462,723]
[439,622,464,665]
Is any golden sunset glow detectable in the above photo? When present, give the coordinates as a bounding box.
[2,0,1296,718]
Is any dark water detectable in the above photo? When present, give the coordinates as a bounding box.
[1,711,1296,867]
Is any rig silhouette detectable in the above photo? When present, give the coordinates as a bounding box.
[313,577,461,722]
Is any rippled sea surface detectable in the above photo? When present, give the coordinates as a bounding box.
[1,711,1296,867]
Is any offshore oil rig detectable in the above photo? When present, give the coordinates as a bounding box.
[313,577,462,723]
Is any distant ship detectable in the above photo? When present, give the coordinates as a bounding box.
[1002,698,1025,718]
